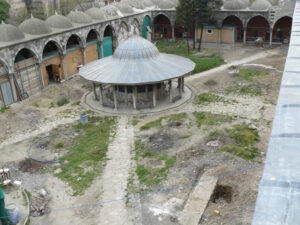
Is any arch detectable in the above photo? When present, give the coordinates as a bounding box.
[103,24,116,56]
[222,15,244,42]
[42,40,65,86]
[153,14,172,40]
[118,21,130,44]
[86,29,100,43]
[246,15,270,42]
[272,16,292,43]
[14,48,42,98]
[133,18,140,35]
[66,34,84,50]
[142,15,151,39]
[0,58,14,106]
[86,29,102,63]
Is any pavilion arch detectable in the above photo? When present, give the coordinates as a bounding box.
[42,40,65,86]
[222,15,244,42]
[272,16,292,43]
[14,48,43,99]
[246,15,270,42]
[153,14,173,40]
[102,24,117,57]
[0,58,15,106]
[86,29,102,64]
[142,15,151,40]
[64,34,85,76]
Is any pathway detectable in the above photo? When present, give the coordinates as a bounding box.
[99,116,134,225]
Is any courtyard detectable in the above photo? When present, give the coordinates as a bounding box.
[0,43,287,225]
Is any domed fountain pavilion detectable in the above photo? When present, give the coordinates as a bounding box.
[79,36,195,113]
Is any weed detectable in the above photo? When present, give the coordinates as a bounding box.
[56,116,115,195]
[193,112,233,128]
[207,125,260,160]
[32,102,39,108]
[49,102,55,108]
[226,84,263,96]
[140,118,164,130]
[54,142,64,149]
[239,69,269,81]
[57,97,69,106]
[132,119,139,126]
[25,218,31,225]
[167,113,187,121]
[71,101,80,106]
[194,92,225,105]
[0,106,10,113]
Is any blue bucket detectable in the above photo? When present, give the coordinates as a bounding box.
[80,114,88,125]
[6,204,20,225]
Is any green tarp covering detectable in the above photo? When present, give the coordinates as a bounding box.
[0,187,9,225]
[103,36,112,57]
[142,16,151,39]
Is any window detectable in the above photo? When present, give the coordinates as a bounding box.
[207,29,213,34]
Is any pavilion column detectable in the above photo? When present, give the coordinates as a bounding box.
[243,29,246,44]
[82,47,87,65]
[125,86,128,106]
[169,80,173,103]
[153,84,157,107]
[100,42,104,58]
[182,77,185,93]
[92,82,99,100]
[99,84,103,105]
[113,85,117,109]
[62,54,68,80]
[172,26,175,41]
[177,77,181,88]
[133,86,137,110]
[269,28,273,47]
[145,85,149,99]
[9,73,18,102]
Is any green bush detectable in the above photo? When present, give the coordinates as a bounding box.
[57,97,69,106]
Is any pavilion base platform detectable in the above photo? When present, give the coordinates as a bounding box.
[84,84,192,115]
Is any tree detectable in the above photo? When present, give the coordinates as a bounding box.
[195,0,222,51]
[0,0,10,22]
[176,0,197,54]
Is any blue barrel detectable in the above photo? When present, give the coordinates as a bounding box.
[6,204,20,225]
[80,114,88,125]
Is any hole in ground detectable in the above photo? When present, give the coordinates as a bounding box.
[211,185,233,204]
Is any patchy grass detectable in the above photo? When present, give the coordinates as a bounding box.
[239,69,269,81]
[194,92,226,105]
[54,142,64,149]
[140,113,187,131]
[55,116,115,195]
[132,119,139,126]
[167,113,187,122]
[226,83,263,96]
[156,40,225,74]
[193,112,233,128]
[208,125,259,160]
[134,138,176,188]
[0,106,10,113]
[71,101,81,106]
[140,118,164,131]
[57,97,69,106]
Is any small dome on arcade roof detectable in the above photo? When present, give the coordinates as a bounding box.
[85,7,105,20]
[101,4,120,18]
[67,10,93,24]
[0,21,24,42]
[157,0,176,9]
[46,12,73,29]
[116,2,134,14]
[223,0,249,10]
[250,0,272,10]
[19,15,52,35]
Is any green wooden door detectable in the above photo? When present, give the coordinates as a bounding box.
[142,16,151,39]
[103,36,113,57]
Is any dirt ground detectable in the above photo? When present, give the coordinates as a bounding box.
[0,45,288,225]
